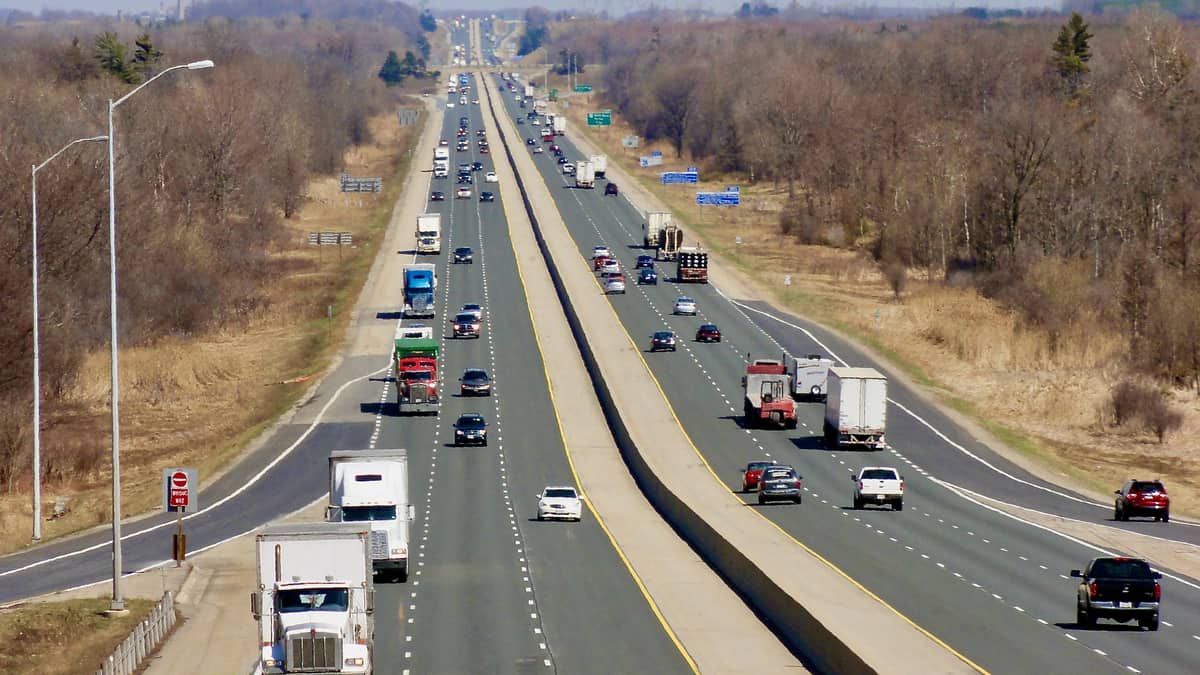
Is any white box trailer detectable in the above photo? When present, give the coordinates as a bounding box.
[791,355,836,401]
[416,213,442,254]
[643,211,672,248]
[823,367,887,450]
[575,161,595,189]
[327,449,414,583]
[590,154,608,178]
[252,522,374,675]
[553,116,566,135]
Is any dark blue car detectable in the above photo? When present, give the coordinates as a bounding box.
[635,255,655,269]
[638,268,658,285]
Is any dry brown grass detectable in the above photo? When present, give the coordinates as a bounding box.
[0,597,155,674]
[558,71,1200,517]
[0,109,419,554]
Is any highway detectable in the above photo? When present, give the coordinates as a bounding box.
[492,77,1200,674]
[0,60,693,675]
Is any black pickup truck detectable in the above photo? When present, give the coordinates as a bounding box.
[1071,557,1161,630]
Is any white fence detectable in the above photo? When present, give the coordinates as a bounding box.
[94,591,177,675]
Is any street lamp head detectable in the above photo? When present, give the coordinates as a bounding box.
[186,59,215,70]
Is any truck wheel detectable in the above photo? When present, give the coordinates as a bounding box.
[1162,511,1170,523]
[785,418,798,430]
[1076,605,1091,627]
[397,569,409,583]
[1142,614,1159,631]
[1114,507,1122,521]
[757,493,765,505]
[853,497,862,510]
[794,495,802,504]
[893,499,903,512]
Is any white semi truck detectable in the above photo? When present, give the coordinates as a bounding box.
[823,367,888,450]
[251,522,374,675]
[416,213,442,254]
[590,154,608,179]
[575,161,595,189]
[553,115,566,135]
[642,211,672,248]
[326,449,413,583]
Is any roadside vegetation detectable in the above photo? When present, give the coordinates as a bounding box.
[548,9,1200,513]
[0,2,434,553]
[0,597,155,674]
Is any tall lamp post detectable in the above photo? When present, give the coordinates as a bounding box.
[30,135,108,543]
[106,58,213,613]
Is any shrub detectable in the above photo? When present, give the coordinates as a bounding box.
[1110,380,1157,427]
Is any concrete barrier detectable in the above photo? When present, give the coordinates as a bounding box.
[479,71,977,675]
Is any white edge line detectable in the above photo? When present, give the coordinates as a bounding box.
[0,366,386,580]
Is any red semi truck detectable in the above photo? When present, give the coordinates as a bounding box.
[394,335,439,415]
[742,359,798,429]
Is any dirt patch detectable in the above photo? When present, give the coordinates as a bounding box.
[552,67,1200,520]
[0,106,421,554]
[0,597,156,674]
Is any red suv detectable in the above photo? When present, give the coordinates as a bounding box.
[740,461,775,493]
[1115,480,1170,522]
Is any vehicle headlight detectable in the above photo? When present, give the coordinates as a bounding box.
[264,659,281,667]
[345,657,365,666]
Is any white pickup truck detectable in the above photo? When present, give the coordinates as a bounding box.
[852,467,904,511]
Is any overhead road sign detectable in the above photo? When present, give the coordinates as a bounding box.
[662,171,699,185]
[696,191,740,206]
[574,84,593,93]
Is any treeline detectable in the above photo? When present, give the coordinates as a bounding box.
[554,11,1200,388]
[0,11,420,488]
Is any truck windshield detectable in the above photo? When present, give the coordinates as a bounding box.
[402,371,432,382]
[278,588,350,613]
[342,505,397,522]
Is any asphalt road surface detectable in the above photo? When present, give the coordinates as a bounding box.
[492,79,1200,675]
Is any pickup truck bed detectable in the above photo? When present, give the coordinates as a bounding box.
[1072,557,1161,630]
[853,467,904,510]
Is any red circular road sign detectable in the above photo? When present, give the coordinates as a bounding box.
[171,471,188,488]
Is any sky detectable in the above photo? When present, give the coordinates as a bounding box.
[1,0,1059,16]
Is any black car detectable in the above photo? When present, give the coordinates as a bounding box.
[1072,557,1161,630]
[649,331,677,352]
[557,156,569,165]
[605,182,619,196]
[458,174,473,185]
[635,255,654,269]
[454,413,488,446]
[757,466,802,505]
[695,324,722,343]
[430,191,446,202]
[459,368,492,396]
[480,191,495,202]
[472,161,484,172]
[638,268,658,285]
[516,118,525,125]
[526,138,536,146]
[453,247,474,264]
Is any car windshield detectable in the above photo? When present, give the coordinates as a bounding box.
[700,325,717,331]
[277,588,349,613]
[747,462,772,471]
[677,298,693,304]
[341,505,397,522]
[457,416,485,429]
[653,332,673,340]
[544,488,577,499]
[1130,481,1165,493]
[455,313,476,323]
[861,469,898,480]
[1090,559,1154,579]
[456,248,471,255]
[463,370,488,381]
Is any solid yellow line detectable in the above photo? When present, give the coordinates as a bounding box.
[530,142,990,675]
[483,75,701,674]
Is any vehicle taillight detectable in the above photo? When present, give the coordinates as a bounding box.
[899,480,904,491]
[795,480,802,488]
[1088,582,1098,598]
[1154,582,1161,601]
[857,481,864,491]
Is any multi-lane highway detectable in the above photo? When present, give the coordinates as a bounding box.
[491,76,1200,674]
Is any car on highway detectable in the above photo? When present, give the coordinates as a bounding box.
[452,312,481,338]
[459,368,492,396]
[457,174,473,185]
[592,245,611,259]
[479,145,490,154]
[472,161,484,171]
[649,331,677,352]
[439,139,449,146]
[605,182,619,196]
[531,118,541,126]
[1115,480,1170,522]
[479,191,495,202]
[740,461,775,492]
[446,101,455,108]
[453,247,474,264]
[852,467,904,510]
[756,465,802,505]
[476,129,487,137]
[1071,557,1161,630]
[673,297,697,316]
[430,191,446,201]
[695,324,722,343]
[604,275,626,294]
[460,303,484,320]
[599,259,620,274]
[562,163,575,175]
[549,144,560,153]
[472,99,479,105]
[453,413,488,446]
[485,172,498,183]
[532,146,544,154]
[635,255,655,269]
[526,137,535,145]
[638,268,658,285]
[456,186,472,199]
[457,143,469,152]
[459,96,467,105]
[557,156,569,165]
[535,486,582,522]
[516,118,524,125]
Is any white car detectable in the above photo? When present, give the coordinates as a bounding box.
[485,172,498,183]
[459,96,467,105]
[604,277,626,294]
[456,186,472,199]
[563,164,576,175]
[536,486,582,521]
[447,101,456,108]
[439,139,449,147]
[673,297,697,315]
[472,99,480,105]
[592,245,611,259]
[853,467,904,511]
[531,118,541,126]
[533,146,543,154]
[599,259,620,274]
[460,303,484,320]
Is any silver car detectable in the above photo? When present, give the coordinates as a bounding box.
[604,277,626,294]
[673,297,697,315]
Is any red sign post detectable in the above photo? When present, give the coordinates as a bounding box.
[168,470,189,508]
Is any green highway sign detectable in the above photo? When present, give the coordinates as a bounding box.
[574,84,593,93]
[586,111,612,126]
[549,88,558,100]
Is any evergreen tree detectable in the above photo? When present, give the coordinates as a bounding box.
[94,31,138,84]
[1051,12,1093,96]
[132,33,163,81]
[378,50,404,87]
[419,10,436,33]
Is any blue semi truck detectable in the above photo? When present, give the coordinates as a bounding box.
[403,264,437,318]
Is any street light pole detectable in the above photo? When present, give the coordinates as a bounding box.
[30,135,107,543]
[105,59,213,614]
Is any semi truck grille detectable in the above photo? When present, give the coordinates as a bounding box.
[369,530,389,560]
[411,384,429,403]
[286,633,342,671]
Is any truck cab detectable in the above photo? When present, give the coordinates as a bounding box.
[402,264,437,318]
[327,450,414,583]
[394,337,439,414]
[416,214,442,255]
